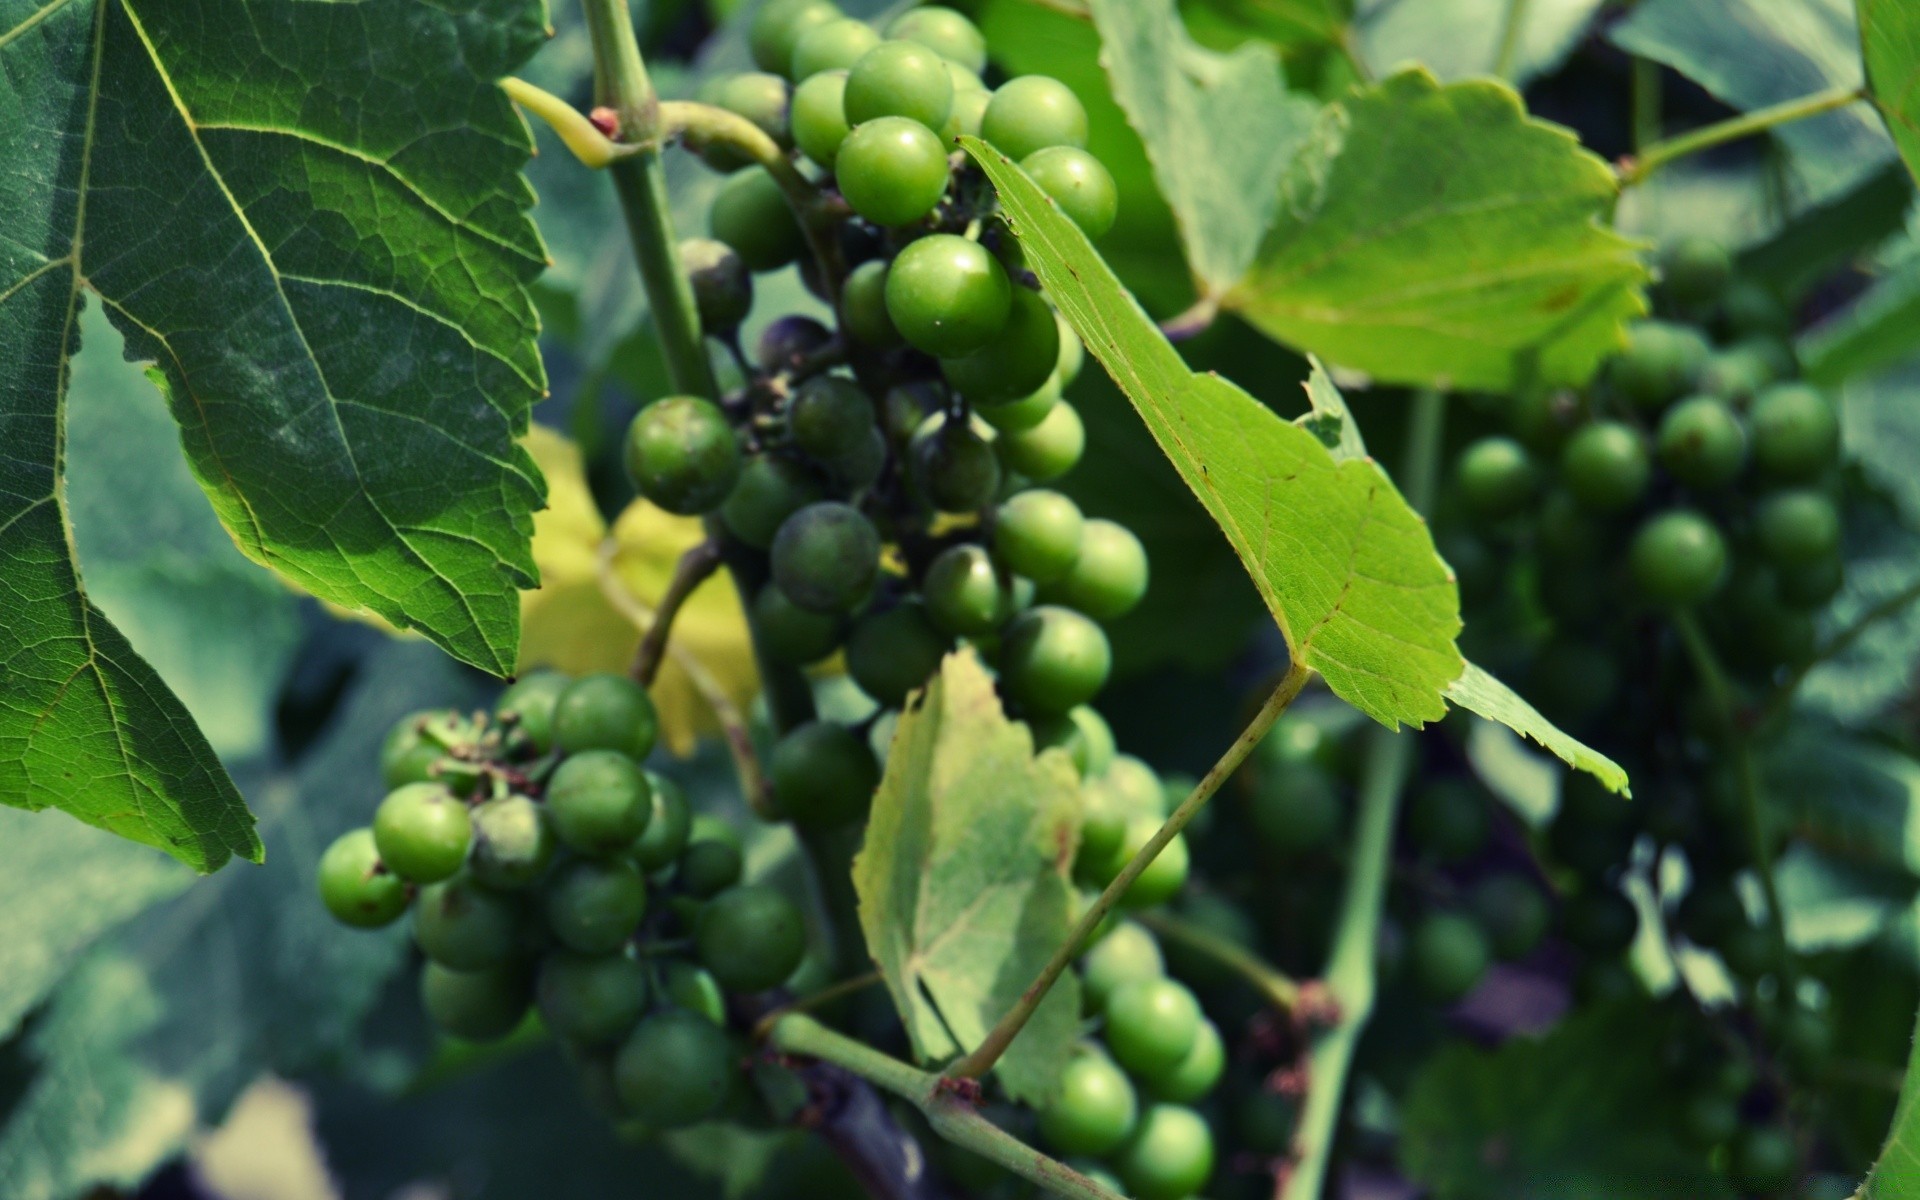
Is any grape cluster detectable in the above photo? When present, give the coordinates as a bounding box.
[317,670,808,1130]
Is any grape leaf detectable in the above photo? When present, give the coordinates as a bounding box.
[1358,0,1607,87]
[1774,844,1914,955]
[853,650,1083,1104]
[1087,0,1319,294]
[1225,69,1647,394]
[1763,727,1920,875]
[1862,0,1920,187]
[966,132,1629,791]
[1799,488,1920,725]
[1802,246,1920,386]
[1182,0,1349,51]
[1611,0,1894,208]
[1841,360,1920,527]
[1862,986,1920,1199]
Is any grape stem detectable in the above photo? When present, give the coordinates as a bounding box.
[1136,909,1302,1012]
[1158,295,1220,342]
[946,658,1315,1083]
[1617,84,1866,186]
[629,537,724,687]
[772,1014,1128,1200]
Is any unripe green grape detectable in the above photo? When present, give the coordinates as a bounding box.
[1455,436,1538,518]
[993,489,1084,583]
[1730,1126,1799,1194]
[753,584,845,665]
[789,376,875,462]
[1104,754,1166,816]
[995,398,1083,481]
[546,750,653,857]
[1031,703,1114,778]
[677,837,744,899]
[1629,509,1727,606]
[981,75,1089,159]
[1112,814,1188,908]
[1078,920,1164,1012]
[1250,767,1340,856]
[1722,278,1792,336]
[923,542,1012,635]
[696,883,808,993]
[381,710,451,788]
[678,238,753,335]
[1022,146,1118,239]
[373,782,472,884]
[631,770,692,871]
[420,962,533,1042]
[1049,518,1147,620]
[1113,1104,1214,1200]
[1056,314,1085,385]
[790,16,880,80]
[978,373,1060,433]
[1659,236,1731,308]
[469,795,555,890]
[495,673,567,755]
[941,86,990,144]
[885,234,1013,356]
[1151,1019,1223,1103]
[824,427,888,491]
[537,950,648,1046]
[910,413,1001,512]
[543,858,646,954]
[770,720,881,826]
[847,602,952,706]
[844,40,954,128]
[415,875,526,970]
[1611,320,1709,409]
[1699,344,1777,401]
[660,960,728,1024]
[1755,488,1840,568]
[1410,911,1490,1002]
[1406,778,1490,863]
[1740,333,1798,380]
[710,167,804,271]
[1038,1048,1138,1156]
[887,5,987,72]
[790,69,852,167]
[836,116,950,227]
[1001,605,1110,715]
[721,455,823,551]
[941,288,1060,406]
[713,71,792,146]
[1468,873,1550,960]
[840,259,902,347]
[1656,395,1746,488]
[1749,383,1839,479]
[318,828,408,928]
[1777,553,1844,610]
[750,0,839,75]
[625,395,741,516]
[553,672,658,760]
[1559,420,1650,513]
[771,501,882,613]
[615,1011,734,1127]
[1104,978,1201,1077]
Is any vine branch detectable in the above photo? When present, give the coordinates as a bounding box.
[629,537,723,686]
[1617,84,1866,186]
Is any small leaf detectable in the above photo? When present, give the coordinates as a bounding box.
[1446,663,1630,794]
[1227,70,1648,394]
[1862,0,1920,186]
[854,650,1082,1103]
[1087,0,1319,293]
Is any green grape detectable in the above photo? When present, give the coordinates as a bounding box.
[1105,977,1201,1077]
[836,116,950,227]
[543,858,647,954]
[1068,706,1116,776]
[1699,344,1777,400]
[978,373,1060,433]
[1410,911,1490,1001]
[1105,754,1166,816]
[789,376,875,462]
[713,71,792,147]
[791,16,880,80]
[1658,236,1731,307]
[1656,395,1746,488]
[994,398,1083,481]
[757,314,834,372]
[1104,814,1187,908]
[1021,146,1117,239]
[1112,1104,1214,1200]
[660,960,728,1024]
[840,259,902,347]
[770,720,880,826]
[824,427,888,490]
[940,287,1060,405]
[554,673,659,761]
[909,413,1001,512]
[844,40,954,128]
[1562,886,1637,955]
[1249,767,1341,856]
[790,69,852,167]
[1406,778,1490,863]
[1755,489,1840,568]
[373,782,472,884]
[1611,320,1709,409]
[1730,1126,1799,1194]
[709,167,805,271]
[721,454,824,550]
[547,750,653,858]
[941,85,991,144]
[678,238,753,335]
[495,673,568,755]
[1628,509,1727,607]
[420,962,533,1042]
[631,770,692,871]
[1079,920,1164,1012]
[537,950,648,1046]
[318,828,409,928]
[381,710,451,788]
[1777,553,1843,610]
[1739,333,1797,380]
[887,6,986,73]
[414,875,526,970]
[1029,710,1094,776]
[1559,421,1650,513]
[754,584,846,665]
[981,76,1089,160]
[750,0,840,75]
[1055,314,1085,385]
[885,233,1012,356]
[993,488,1084,583]
[923,543,1012,636]
[847,602,951,707]
[624,395,741,516]
[770,501,882,613]
[1001,605,1111,715]
[1038,1048,1138,1156]
[677,838,744,899]
[1456,436,1538,518]
[614,1011,734,1127]
[1722,278,1792,336]
[1749,383,1839,480]
[696,884,808,993]
[1256,711,1337,772]
[1048,518,1147,620]
[469,795,555,890]
[1151,1018,1223,1103]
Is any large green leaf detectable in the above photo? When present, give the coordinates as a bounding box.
[1841,360,1920,526]
[1799,488,1920,724]
[1862,978,1920,1199]
[1087,0,1319,294]
[853,650,1083,1104]
[1358,0,1607,87]
[1859,0,1920,187]
[1226,70,1647,394]
[1763,727,1920,875]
